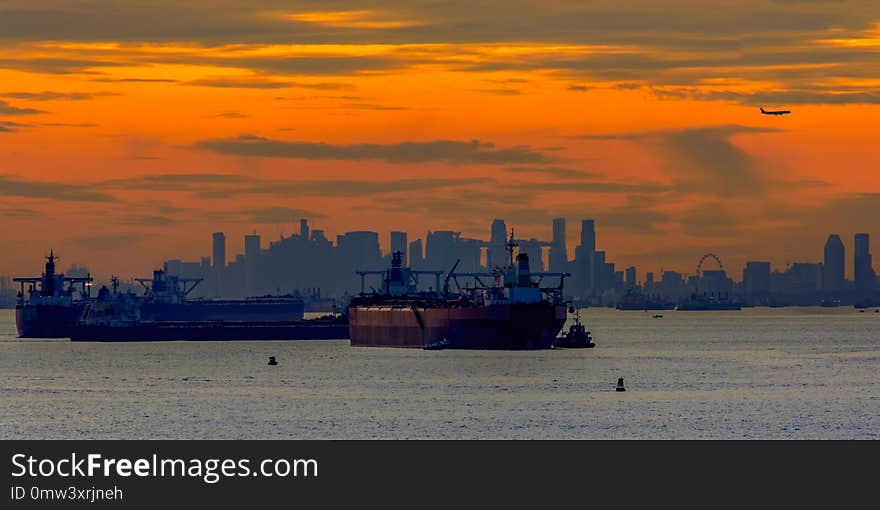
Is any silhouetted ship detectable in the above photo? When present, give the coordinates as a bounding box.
[13,251,93,338]
[615,289,675,311]
[553,309,595,348]
[348,236,568,349]
[13,253,309,338]
[135,269,305,322]
[676,293,742,311]
[69,278,346,341]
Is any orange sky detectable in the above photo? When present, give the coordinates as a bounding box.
[2,1,880,280]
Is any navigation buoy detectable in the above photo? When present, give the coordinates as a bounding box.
[616,377,626,392]
[268,356,277,366]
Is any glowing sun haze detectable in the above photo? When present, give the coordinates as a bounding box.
[1,1,880,278]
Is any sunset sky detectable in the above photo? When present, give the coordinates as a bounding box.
[2,1,880,280]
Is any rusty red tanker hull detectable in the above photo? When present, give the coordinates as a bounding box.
[348,299,567,349]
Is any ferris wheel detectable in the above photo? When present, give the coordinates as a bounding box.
[695,253,724,275]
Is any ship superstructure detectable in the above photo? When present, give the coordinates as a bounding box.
[14,250,92,337]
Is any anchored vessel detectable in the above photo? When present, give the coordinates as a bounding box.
[676,293,742,311]
[135,269,305,321]
[14,251,92,338]
[13,253,309,338]
[69,275,343,341]
[348,235,568,349]
[615,289,676,311]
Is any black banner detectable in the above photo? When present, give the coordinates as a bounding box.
[2,441,875,508]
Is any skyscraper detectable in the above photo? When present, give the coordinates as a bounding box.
[487,219,508,269]
[572,219,597,296]
[390,231,408,266]
[212,232,226,269]
[299,218,309,240]
[580,219,596,252]
[822,234,845,293]
[625,266,637,287]
[854,233,874,291]
[743,261,771,304]
[549,218,568,273]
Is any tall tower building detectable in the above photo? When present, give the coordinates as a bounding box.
[299,218,309,240]
[822,234,845,293]
[390,231,408,267]
[549,218,568,273]
[487,219,508,269]
[572,219,597,296]
[212,232,226,269]
[854,233,874,291]
[580,219,596,252]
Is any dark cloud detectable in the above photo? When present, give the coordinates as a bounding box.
[194,177,496,199]
[501,180,671,194]
[0,174,116,202]
[191,135,551,164]
[0,205,42,218]
[343,102,408,110]
[101,173,251,191]
[187,77,294,89]
[186,77,353,90]
[654,87,880,105]
[0,120,31,133]
[502,166,603,179]
[91,77,179,83]
[117,214,175,227]
[1,91,118,101]
[213,111,249,118]
[580,124,782,196]
[472,88,523,95]
[0,100,47,115]
[0,57,121,74]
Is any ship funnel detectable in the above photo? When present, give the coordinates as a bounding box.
[516,253,531,287]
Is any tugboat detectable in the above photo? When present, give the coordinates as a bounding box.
[553,307,595,348]
[13,251,92,338]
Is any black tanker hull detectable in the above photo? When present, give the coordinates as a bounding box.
[140,299,305,322]
[349,302,567,350]
[15,304,84,338]
[70,319,348,342]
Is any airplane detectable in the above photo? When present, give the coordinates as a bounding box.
[760,107,791,116]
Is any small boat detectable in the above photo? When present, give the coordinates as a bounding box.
[553,309,595,348]
[616,377,626,392]
[424,338,450,350]
[268,356,278,366]
[652,314,663,319]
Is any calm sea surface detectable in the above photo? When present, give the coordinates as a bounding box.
[1,307,877,439]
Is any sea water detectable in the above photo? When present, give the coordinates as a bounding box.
[1,307,877,439]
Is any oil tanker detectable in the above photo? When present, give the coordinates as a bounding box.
[68,279,345,341]
[13,253,305,338]
[348,236,568,349]
[135,268,304,322]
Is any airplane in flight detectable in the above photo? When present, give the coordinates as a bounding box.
[760,107,791,116]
